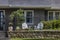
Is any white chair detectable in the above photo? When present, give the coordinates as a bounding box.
[22,23,28,29]
[37,22,43,30]
[40,22,43,29]
[34,25,37,30]
[37,23,40,30]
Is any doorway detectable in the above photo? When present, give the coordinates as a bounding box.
[0,10,5,30]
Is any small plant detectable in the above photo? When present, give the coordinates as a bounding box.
[10,9,24,30]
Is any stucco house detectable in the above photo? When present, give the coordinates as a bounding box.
[0,0,60,31]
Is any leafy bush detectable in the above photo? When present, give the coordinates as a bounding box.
[43,21,52,29]
[43,20,60,29]
[10,9,24,29]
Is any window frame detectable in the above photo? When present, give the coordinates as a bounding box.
[48,11,60,21]
[24,10,34,24]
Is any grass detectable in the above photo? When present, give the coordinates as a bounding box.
[11,38,60,40]
[11,38,22,40]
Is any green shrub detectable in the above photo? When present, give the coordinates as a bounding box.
[43,21,52,29]
[51,20,57,29]
[43,20,60,29]
[51,20,60,29]
[56,20,60,28]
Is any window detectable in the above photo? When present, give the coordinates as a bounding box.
[55,12,60,19]
[48,12,53,20]
[24,10,34,24]
[48,11,60,21]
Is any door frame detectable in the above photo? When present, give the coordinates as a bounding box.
[0,10,5,31]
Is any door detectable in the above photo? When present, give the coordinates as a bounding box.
[0,11,5,30]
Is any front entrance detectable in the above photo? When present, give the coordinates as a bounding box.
[0,10,5,30]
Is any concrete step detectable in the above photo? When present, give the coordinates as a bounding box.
[0,31,10,40]
[0,31,5,37]
[0,37,10,40]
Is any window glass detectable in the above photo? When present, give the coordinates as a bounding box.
[0,11,4,28]
[49,12,53,20]
[55,12,60,20]
[25,11,33,23]
[48,11,60,20]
